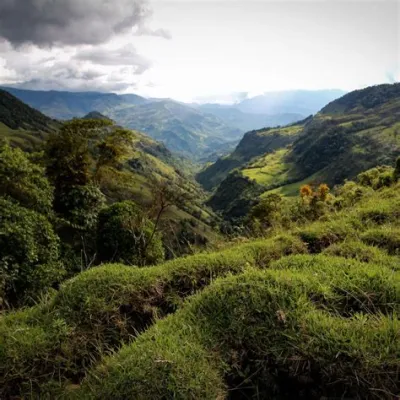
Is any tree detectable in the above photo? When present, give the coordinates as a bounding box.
[97,201,164,266]
[249,193,282,230]
[147,177,193,253]
[45,119,112,216]
[0,142,53,214]
[95,128,134,179]
[0,198,63,308]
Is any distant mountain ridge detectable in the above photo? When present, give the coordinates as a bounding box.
[1,86,346,159]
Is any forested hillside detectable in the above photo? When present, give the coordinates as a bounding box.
[206,83,400,219]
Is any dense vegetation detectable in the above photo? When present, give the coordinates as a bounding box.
[1,84,400,399]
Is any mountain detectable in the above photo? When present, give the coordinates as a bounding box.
[235,89,346,115]
[0,87,148,120]
[205,83,400,218]
[0,89,59,149]
[197,116,311,191]
[1,87,346,160]
[1,87,243,158]
[107,99,243,158]
[196,103,305,132]
[83,111,113,121]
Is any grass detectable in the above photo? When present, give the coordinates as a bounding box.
[78,255,399,399]
[242,148,297,186]
[0,234,306,398]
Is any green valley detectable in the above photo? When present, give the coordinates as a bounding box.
[1,84,400,400]
[205,83,400,219]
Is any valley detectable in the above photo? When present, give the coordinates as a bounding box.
[1,83,399,400]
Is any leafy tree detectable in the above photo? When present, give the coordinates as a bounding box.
[95,128,134,179]
[249,193,282,231]
[45,119,112,215]
[0,142,53,214]
[97,201,165,266]
[0,198,63,308]
[57,184,105,230]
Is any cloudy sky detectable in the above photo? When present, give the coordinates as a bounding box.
[0,0,398,102]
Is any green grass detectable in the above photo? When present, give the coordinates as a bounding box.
[78,255,399,399]
[242,148,297,186]
[0,234,306,398]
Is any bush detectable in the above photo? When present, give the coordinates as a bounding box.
[357,166,394,189]
[0,198,63,308]
[361,226,400,255]
[79,255,399,399]
[97,201,165,266]
[322,240,391,263]
[0,234,306,398]
[297,219,356,253]
[0,142,53,213]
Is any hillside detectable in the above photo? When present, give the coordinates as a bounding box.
[107,99,243,158]
[0,92,219,256]
[207,83,400,218]
[197,117,310,190]
[2,160,399,399]
[0,87,148,120]
[0,89,59,149]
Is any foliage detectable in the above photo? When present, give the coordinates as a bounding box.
[357,165,395,189]
[0,142,53,213]
[0,198,63,308]
[97,201,164,266]
[58,183,105,230]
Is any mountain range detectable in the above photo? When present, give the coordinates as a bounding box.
[1,87,345,159]
[201,83,400,218]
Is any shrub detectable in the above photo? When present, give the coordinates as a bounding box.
[97,201,164,266]
[0,142,53,214]
[0,198,63,308]
[357,166,394,189]
[334,180,372,208]
[79,256,399,399]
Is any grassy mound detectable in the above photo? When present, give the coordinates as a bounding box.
[361,226,400,255]
[0,234,306,398]
[79,255,399,399]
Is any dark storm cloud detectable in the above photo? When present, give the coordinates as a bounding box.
[0,0,156,46]
[75,44,152,73]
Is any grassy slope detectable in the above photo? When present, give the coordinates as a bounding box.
[0,89,59,150]
[196,121,306,190]
[1,178,400,398]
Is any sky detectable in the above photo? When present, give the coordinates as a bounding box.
[0,0,398,103]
